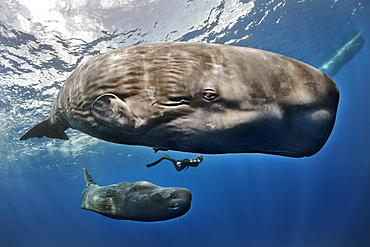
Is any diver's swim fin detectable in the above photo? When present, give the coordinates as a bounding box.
[20,119,69,140]
[153,148,168,153]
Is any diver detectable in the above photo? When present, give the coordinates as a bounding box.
[146,153,203,171]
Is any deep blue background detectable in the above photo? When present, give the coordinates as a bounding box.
[1,1,370,246]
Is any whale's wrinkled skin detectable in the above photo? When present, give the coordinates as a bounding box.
[20,42,339,157]
[81,167,192,221]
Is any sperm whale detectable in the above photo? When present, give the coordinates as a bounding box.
[21,42,339,157]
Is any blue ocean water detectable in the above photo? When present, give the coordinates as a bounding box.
[0,0,369,246]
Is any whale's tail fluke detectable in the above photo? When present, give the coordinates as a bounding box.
[20,119,69,141]
[319,31,365,77]
[83,166,97,187]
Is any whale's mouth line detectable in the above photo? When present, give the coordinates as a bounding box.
[168,202,181,210]
[158,100,190,107]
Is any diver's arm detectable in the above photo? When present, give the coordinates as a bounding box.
[171,159,190,171]
[187,155,203,167]
[174,162,184,172]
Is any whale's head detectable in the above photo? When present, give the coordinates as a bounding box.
[132,44,339,157]
[125,181,192,222]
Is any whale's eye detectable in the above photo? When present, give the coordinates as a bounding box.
[203,89,218,101]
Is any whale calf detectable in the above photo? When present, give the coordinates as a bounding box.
[20,42,339,157]
[81,167,191,221]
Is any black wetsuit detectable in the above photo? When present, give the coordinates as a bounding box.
[146,153,203,171]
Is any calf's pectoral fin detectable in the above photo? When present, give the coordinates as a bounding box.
[91,94,147,135]
[20,119,69,140]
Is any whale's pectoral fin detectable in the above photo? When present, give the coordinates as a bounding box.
[20,119,69,140]
[92,94,147,135]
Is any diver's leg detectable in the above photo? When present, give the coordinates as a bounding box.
[161,153,181,167]
[146,157,169,167]
[162,153,178,163]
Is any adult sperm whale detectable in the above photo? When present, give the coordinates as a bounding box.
[81,167,192,221]
[20,42,339,157]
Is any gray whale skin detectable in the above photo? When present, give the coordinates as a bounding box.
[21,42,339,157]
[81,167,191,221]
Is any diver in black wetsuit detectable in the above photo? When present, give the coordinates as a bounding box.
[146,153,203,171]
